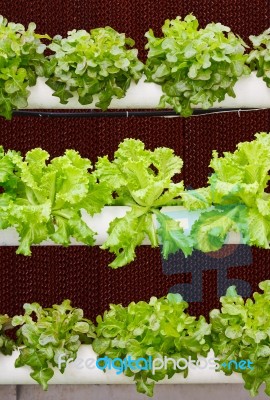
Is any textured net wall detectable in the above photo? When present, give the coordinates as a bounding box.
[0,0,270,320]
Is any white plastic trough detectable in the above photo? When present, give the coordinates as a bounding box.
[0,346,243,385]
[26,72,270,111]
[0,206,242,247]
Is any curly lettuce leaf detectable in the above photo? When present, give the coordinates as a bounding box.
[145,14,250,116]
[211,281,270,398]
[0,147,112,254]
[247,208,270,248]
[101,206,158,268]
[202,133,270,250]
[93,293,211,396]
[248,28,270,87]
[155,210,194,258]
[191,205,248,252]
[12,300,95,390]
[181,187,212,210]
[0,147,21,192]
[45,27,143,108]
[95,139,185,267]
[209,134,270,207]
[0,15,48,119]
[0,314,15,355]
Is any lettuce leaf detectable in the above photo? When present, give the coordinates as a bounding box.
[192,132,270,252]
[45,27,143,108]
[155,210,194,258]
[248,28,270,87]
[145,14,250,116]
[93,293,211,396]
[211,281,270,397]
[0,15,48,119]
[101,206,158,268]
[0,147,112,254]
[0,314,15,355]
[12,300,96,390]
[191,205,248,252]
[95,139,185,267]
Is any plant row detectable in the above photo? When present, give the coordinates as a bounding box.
[0,280,269,397]
[1,14,270,119]
[1,131,270,267]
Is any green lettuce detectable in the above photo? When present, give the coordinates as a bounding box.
[1,282,270,396]
[0,15,49,119]
[12,300,96,390]
[93,293,211,396]
[0,314,15,355]
[191,132,270,252]
[45,27,144,108]
[248,28,270,87]
[191,205,248,252]
[0,147,112,255]
[181,187,212,211]
[211,281,270,397]
[95,138,192,267]
[1,134,270,260]
[155,210,194,258]
[145,14,250,116]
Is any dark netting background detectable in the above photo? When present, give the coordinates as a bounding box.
[1,0,270,321]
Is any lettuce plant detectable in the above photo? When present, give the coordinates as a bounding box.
[0,146,112,255]
[45,27,144,108]
[95,138,193,268]
[0,314,15,355]
[0,283,270,396]
[0,134,270,262]
[0,15,48,119]
[93,293,211,396]
[12,300,96,390]
[190,132,270,252]
[248,29,270,86]
[211,281,270,397]
[145,14,250,116]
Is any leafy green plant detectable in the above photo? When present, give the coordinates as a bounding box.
[0,314,15,355]
[189,132,270,252]
[0,15,49,119]
[94,138,193,268]
[248,29,270,86]
[145,14,250,116]
[45,27,144,108]
[12,300,96,390]
[93,293,211,396]
[0,146,112,255]
[211,281,270,397]
[0,283,270,396]
[0,134,270,261]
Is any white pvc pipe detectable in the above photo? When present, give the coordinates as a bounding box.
[0,206,242,246]
[27,75,163,109]
[26,72,270,110]
[0,346,243,385]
